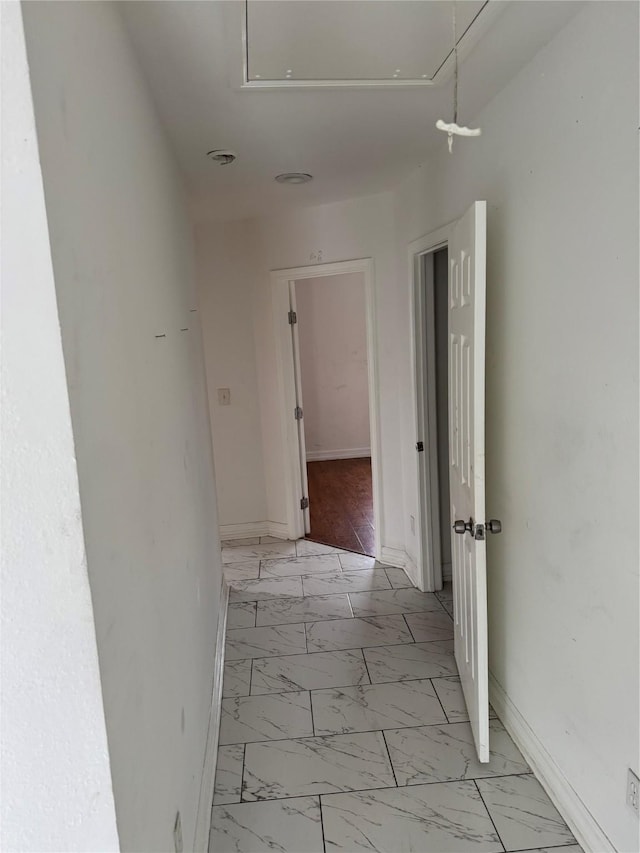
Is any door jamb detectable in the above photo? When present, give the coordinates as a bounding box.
[270,258,383,557]
[408,224,453,591]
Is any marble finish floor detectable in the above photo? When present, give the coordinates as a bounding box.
[210,538,581,853]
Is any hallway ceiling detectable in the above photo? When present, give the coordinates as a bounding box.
[122,1,581,223]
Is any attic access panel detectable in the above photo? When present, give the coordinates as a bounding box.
[246,0,488,84]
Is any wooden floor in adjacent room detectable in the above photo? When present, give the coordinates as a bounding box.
[306,457,374,556]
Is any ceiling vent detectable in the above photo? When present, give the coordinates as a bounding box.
[207,149,237,165]
[275,172,313,185]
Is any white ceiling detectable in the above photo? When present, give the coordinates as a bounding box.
[122,1,582,223]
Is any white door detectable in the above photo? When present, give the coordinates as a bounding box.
[448,200,493,762]
[289,284,311,534]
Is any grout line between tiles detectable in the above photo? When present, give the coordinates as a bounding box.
[380,729,399,788]
[428,676,452,723]
[218,718,513,748]
[317,795,328,853]
[360,646,374,686]
[401,612,418,642]
[473,778,507,853]
[235,774,538,807]
[239,742,247,804]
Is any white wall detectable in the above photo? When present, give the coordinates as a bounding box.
[393,4,638,850]
[296,273,370,460]
[197,192,406,552]
[1,5,119,850]
[196,220,268,531]
[22,3,222,851]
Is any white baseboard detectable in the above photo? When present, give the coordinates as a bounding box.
[379,545,419,587]
[194,579,229,852]
[306,447,371,462]
[266,521,290,541]
[219,521,290,542]
[489,672,615,853]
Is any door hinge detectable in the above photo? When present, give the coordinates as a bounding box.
[416,441,424,452]
[300,496,309,510]
[288,310,297,324]
[294,406,303,420]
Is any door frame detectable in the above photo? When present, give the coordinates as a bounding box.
[408,223,454,592]
[270,258,383,556]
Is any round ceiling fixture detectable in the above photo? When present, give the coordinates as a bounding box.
[207,149,237,165]
[275,172,313,185]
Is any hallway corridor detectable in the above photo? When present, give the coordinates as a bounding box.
[210,539,580,852]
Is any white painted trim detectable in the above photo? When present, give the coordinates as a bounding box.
[306,447,371,462]
[489,672,615,853]
[270,258,384,561]
[219,521,291,542]
[408,223,454,592]
[193,579,229,852]
[379,547,418,586]
[219,522,270,541]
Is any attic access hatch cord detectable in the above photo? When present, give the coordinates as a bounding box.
[436,2,482,152]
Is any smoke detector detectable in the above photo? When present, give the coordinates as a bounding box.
[207,149,237,165]
[275,172,313,185]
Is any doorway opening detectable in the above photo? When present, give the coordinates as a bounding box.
[294,272,374,555]
[409,224,453,593]
[427,248,452,580]
[271,258,382,558]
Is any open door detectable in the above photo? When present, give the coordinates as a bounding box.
[288,283,311,535]
[448,200,499,763]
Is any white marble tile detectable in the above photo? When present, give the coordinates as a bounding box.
[364,640,457,682]
[405,609,455,641]
[321,781,503,852]
[302,570,391,596]
[228,576,304,603]
[435,581,454,602]
[385,568,413,588]
[227,602,257,629]
[295,539,342,557]
[338,552,379,571]
[256,594,352,627]
[512,847,582,853]
[441,601,455,618]
[306,615,413,652]
[311,678,447,735]
[225,623,307,660]
[222,537,260,547]
[222,541,296,564]
[349,588,442,617]
[385,719,529,785]
[477,774,576,851]
[260,554,342,577]
[213,744,244,805]
[431,676,497,723]
[260,535,287,544]
[223,562,261,583]
[222,659,252,698]
[251,650,370,695]
[242,731,396,800]
[220,691,313,744]
[209,797,324,852]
